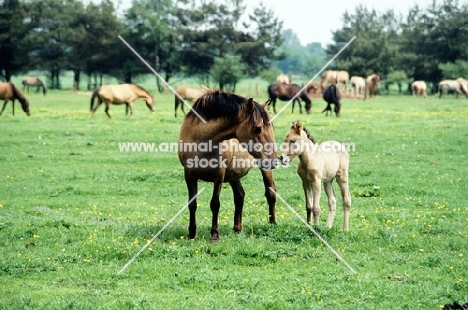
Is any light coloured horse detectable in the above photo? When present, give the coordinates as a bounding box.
[276,73,291,85]
[22,76,47,95]
[438,80,468,98]
[174,85,207,117]
[278,121,351,231]
[89,84,154,119]
[336,70,349,93]
[320,70,337,86]
[411,81,427,98]
[178,90,278,241]
[0,82,30,116]
[456,77,468,90]
[350,76,365,98]
[365,74,380,99]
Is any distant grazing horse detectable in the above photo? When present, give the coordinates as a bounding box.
[174,85,207,117]
[178,90,278,241]
[438,80,468,98]
[267,83,313,114]
[22,77,47,95]
[89,84,154,119]
[0,82,30,116]
[276,73,291,85]
[411,81,427,98]
[322,84,341,117]
[279,121,351,231]
[350,76,365,98]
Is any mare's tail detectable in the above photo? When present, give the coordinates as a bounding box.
[90,88,99,111]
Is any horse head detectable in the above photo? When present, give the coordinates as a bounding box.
[145,96,155,112]
[278,121,310,165]
[235,98,278,170]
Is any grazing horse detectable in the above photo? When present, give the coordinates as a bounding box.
[411,81,427,98]
[456,77,468,91]
[22,77,47,95]
[89,84,154,119]
[0,82,30,116]
[178,90,278,241]
[278,121,351,231]
[276,73,291,85]
[350,76,365,98]
[438,80,468,98]
[174,85,207,117]
[267,83,313,114]
[322,84,341,117]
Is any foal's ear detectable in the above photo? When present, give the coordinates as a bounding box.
[294,121,303,133]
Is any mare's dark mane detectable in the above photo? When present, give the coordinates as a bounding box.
[132,84,152,97]
[302,127,316,144]
[187,90,271,129]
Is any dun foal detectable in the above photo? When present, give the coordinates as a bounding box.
[279,121,351,231]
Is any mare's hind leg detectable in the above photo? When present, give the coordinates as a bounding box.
[210,173,225,241]
[185,175,199,239]
[126,102,133,118]
[230,180,245,233]
[89,98,103,119]
[323,181,337,228]
[336,169,351,231]
[261,170,277,224]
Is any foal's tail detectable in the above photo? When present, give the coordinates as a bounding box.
[90,88,100,111]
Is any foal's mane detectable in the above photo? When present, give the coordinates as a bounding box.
[302,127,316,144]
[187,90,271,128]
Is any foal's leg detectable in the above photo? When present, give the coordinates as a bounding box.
[323,181,337,228]
[261,170,277,224]
[230,180,245,233]
[301,178,315,224]
[311,177,322,225]
[336,170,352,231]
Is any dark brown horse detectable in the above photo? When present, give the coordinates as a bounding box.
[322,84,341,117]
[267,83,314,114]
[89,84,154,119]
[178,90,278,241]
[22,76,47,95]
[0,82,30,116]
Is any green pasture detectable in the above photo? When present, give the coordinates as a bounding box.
[0,86,467,309]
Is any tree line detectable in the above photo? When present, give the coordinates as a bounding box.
[326,0,468,93]
[0,0,284,91]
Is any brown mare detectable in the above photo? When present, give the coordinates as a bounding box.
[279,121,351,231]
[178,90,278,241]
[0,82,30,116]
[267,83,315,114]
[174,85,207,117]
[22,76,47,95]
[89,84,154,119]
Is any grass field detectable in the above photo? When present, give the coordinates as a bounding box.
[0,85,467,309]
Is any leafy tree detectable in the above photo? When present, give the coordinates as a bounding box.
[0,0,29,81]
[438,60,468,79]
[210,54,245,91]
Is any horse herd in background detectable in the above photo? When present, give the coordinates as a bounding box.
[1,73,468,118]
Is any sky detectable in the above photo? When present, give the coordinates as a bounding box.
[112,0,438,46]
